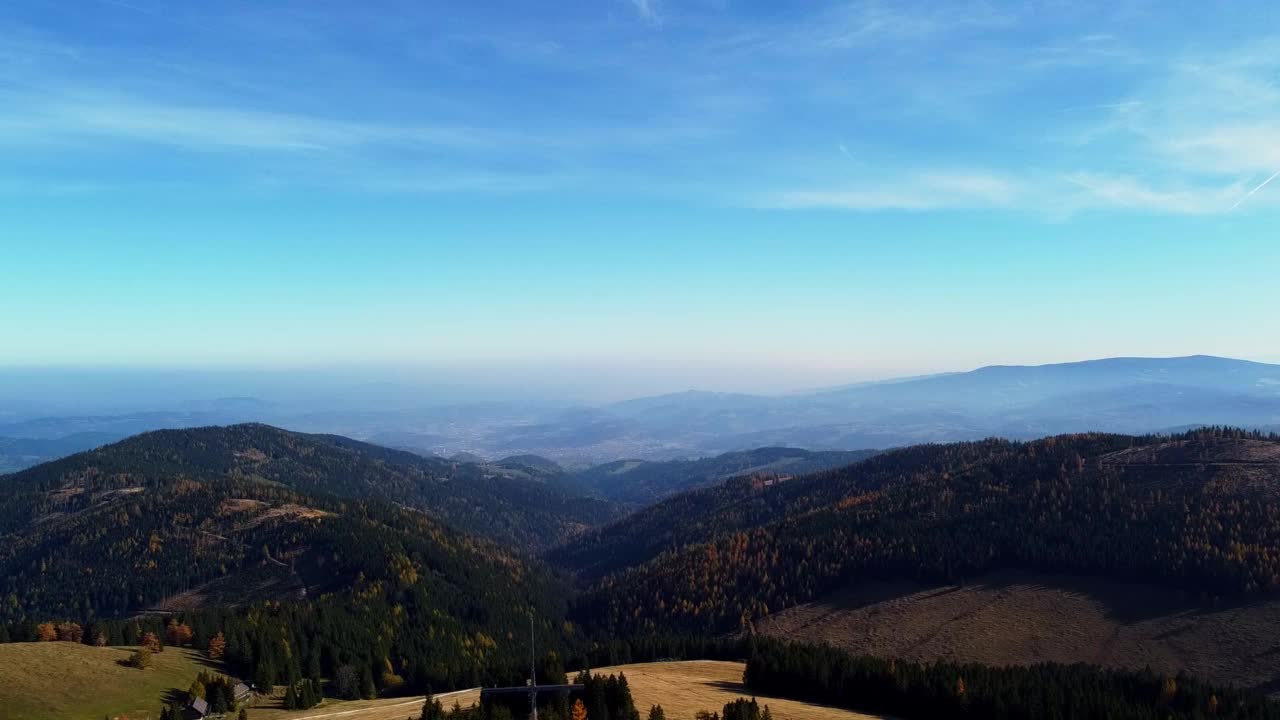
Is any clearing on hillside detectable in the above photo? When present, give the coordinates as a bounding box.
[756,570,1280,693]
[0,642,218,720]
[254,661,883,720]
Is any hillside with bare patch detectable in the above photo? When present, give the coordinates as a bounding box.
[757,570,1280,693]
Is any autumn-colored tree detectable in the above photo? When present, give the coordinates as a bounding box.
[188,679,207,700]
[95,631,107,647]
[57,621,84,643]
[954,677,966,701]
[1158,677,1178,706]
[141,631,162,653]
[36,622,57,641]
[380,657,405,690]
[571,698,588,720]
[207,632,227,660]
[166,620,194,647]
[1208,693,1219,715]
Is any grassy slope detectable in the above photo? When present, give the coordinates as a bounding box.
[0,643,217,720]
[252,661,883,720]
[756,570,1280,693]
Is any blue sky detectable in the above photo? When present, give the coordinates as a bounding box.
[3,0,1279,395]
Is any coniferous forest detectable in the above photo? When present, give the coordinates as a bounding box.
[744,638,1280,720]
[2,424,1280,718]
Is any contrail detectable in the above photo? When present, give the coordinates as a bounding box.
[1230,169,1280,210]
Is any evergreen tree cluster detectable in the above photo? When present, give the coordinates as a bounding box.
[576,671,640,720]
[744,638,1280,720]
[284,678,323,709]
[192,671,241,714]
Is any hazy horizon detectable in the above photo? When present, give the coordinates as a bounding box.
[3,353,1280,416]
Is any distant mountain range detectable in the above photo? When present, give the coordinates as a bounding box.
[2,355,1278,468]
[593,355,1280,451]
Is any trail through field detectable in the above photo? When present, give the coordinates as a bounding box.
[254,687,477,720]
[261,661,884,720]
[281,698,423,720]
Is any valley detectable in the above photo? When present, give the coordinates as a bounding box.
[6,356,1279,471]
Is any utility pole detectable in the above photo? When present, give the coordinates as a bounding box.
[529,612,538,720]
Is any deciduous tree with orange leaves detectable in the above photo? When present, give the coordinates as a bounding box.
[57,621,84,643]
[207,631,227,660]
[141,631,162,653]
[165,619,193,647]
[571,698,588,720]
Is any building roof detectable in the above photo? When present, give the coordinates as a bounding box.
[189,697,209,715]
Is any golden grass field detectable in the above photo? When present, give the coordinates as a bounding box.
[255,661,884,720]
[0,645,882,720]
[0,642,213,720]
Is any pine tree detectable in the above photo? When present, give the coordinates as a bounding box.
[126,646,153,669]
[422,698,446,720]
[254,661,274,694]
[647,705,665,720]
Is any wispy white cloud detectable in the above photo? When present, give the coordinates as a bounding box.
[0,93,489,152]
[1062,173,1251,215]
[627,0,661,24]
[762,169,1275,216]
[6,0,1280,215]
[1163,125,1280,175]
[762,171,1019,211]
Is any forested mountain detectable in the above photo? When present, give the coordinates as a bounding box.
[568,447,878,506]
[557,428,1280,635]
[0,426,593,695]
[0,423,621,550]
[0,471,567,694]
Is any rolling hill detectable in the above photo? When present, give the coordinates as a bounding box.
[568,447,878,506]
[0,424,612,699]
[590,355,1280,453]
[555,428,1280,693]
[0,643,214,720]
[0,423,621,550]
[0,432,123,473]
